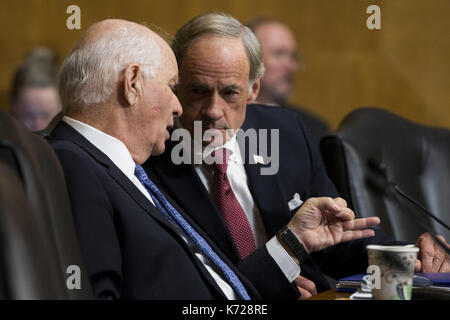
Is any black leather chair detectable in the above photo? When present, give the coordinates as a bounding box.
[320,107,450,243]
[0,110,92,299]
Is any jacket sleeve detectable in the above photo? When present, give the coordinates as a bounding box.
[53,145,123,299]
[310,229,408,280]
[238,245,301,300]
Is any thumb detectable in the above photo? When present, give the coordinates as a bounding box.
[313,197,342,213]
[313,197,356,221]
[314,197,346,217]
[415,259,422,272]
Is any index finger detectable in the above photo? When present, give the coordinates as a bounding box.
[331,207,355,221]
[343,217,380,231]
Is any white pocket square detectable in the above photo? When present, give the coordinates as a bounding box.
[253,154,265,164]
[288,193,303,211]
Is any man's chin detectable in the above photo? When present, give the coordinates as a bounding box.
[202,135,227,148]
[151,144,166,156]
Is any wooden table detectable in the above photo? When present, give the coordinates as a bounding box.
[307,289,352,300]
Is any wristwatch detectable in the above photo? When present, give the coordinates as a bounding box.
[277,226,309,263]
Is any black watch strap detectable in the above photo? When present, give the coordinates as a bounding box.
[277,226,308,263]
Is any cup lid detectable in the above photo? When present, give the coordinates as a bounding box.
[366,245,419,252]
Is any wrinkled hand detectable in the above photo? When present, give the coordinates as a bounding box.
[415,232,450,272]
[295,276,317,300]
[288,197,380,254]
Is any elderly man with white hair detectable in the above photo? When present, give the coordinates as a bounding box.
[48,18,261,300]
[48,18,379,300]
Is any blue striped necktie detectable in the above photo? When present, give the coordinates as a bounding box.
[134,163,250,300]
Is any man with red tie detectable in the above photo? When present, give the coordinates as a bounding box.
[144,12,450,299]
[48,18,379,299]
[144,13,384,299]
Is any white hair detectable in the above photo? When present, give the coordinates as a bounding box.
[59,25,161,110]
[172,12,265,91]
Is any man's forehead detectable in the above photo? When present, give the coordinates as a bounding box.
[185,36,248,63]
[260,24,295,47]
[185,78,244,91]
[180,36,250,80]
[179,66,249,91]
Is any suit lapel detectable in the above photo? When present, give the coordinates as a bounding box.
[161,185,260,299]
[240,115,292,238]
[51,121,259,298]
[147,146,242,263]
[242,152,292,238]
[51,121,237,298]
[51,121,187,237]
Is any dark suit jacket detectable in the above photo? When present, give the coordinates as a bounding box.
[47,121,261,300]
[145,104,401,295]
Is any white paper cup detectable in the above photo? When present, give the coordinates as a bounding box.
[367,245,419,300]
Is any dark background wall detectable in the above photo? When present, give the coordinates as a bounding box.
[1,0,449,129]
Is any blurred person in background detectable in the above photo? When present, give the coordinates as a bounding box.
[9,47,62,132]
[247,18,329,144]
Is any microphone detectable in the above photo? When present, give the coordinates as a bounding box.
[368,158,450,230]
[366,157,450,255]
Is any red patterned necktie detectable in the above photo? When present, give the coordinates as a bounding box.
[209,148,256,259]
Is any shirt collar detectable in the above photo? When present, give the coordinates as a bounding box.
[63,116,137,181]
[254,101,280,107]
[173,118,243,166]
[194,132,244,167]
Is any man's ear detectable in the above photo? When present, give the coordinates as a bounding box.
[247,78,261,104]
[123,64,141,106]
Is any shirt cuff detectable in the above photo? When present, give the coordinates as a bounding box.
[266,236,301,283]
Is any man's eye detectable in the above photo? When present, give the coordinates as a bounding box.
[273,50,285,57]
[168,82,178,93]
[223,90,239,96]
[191,87,205,95]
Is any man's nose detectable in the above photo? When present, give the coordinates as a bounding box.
[173,98,183,118]
[286,55,299,74]
[202,93,224,120]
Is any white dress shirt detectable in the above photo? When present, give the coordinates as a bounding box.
[62,116,237,299]
[194,134,301,283]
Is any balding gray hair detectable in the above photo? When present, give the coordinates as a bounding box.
[59,24,160,111]
[172,13,265,87]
